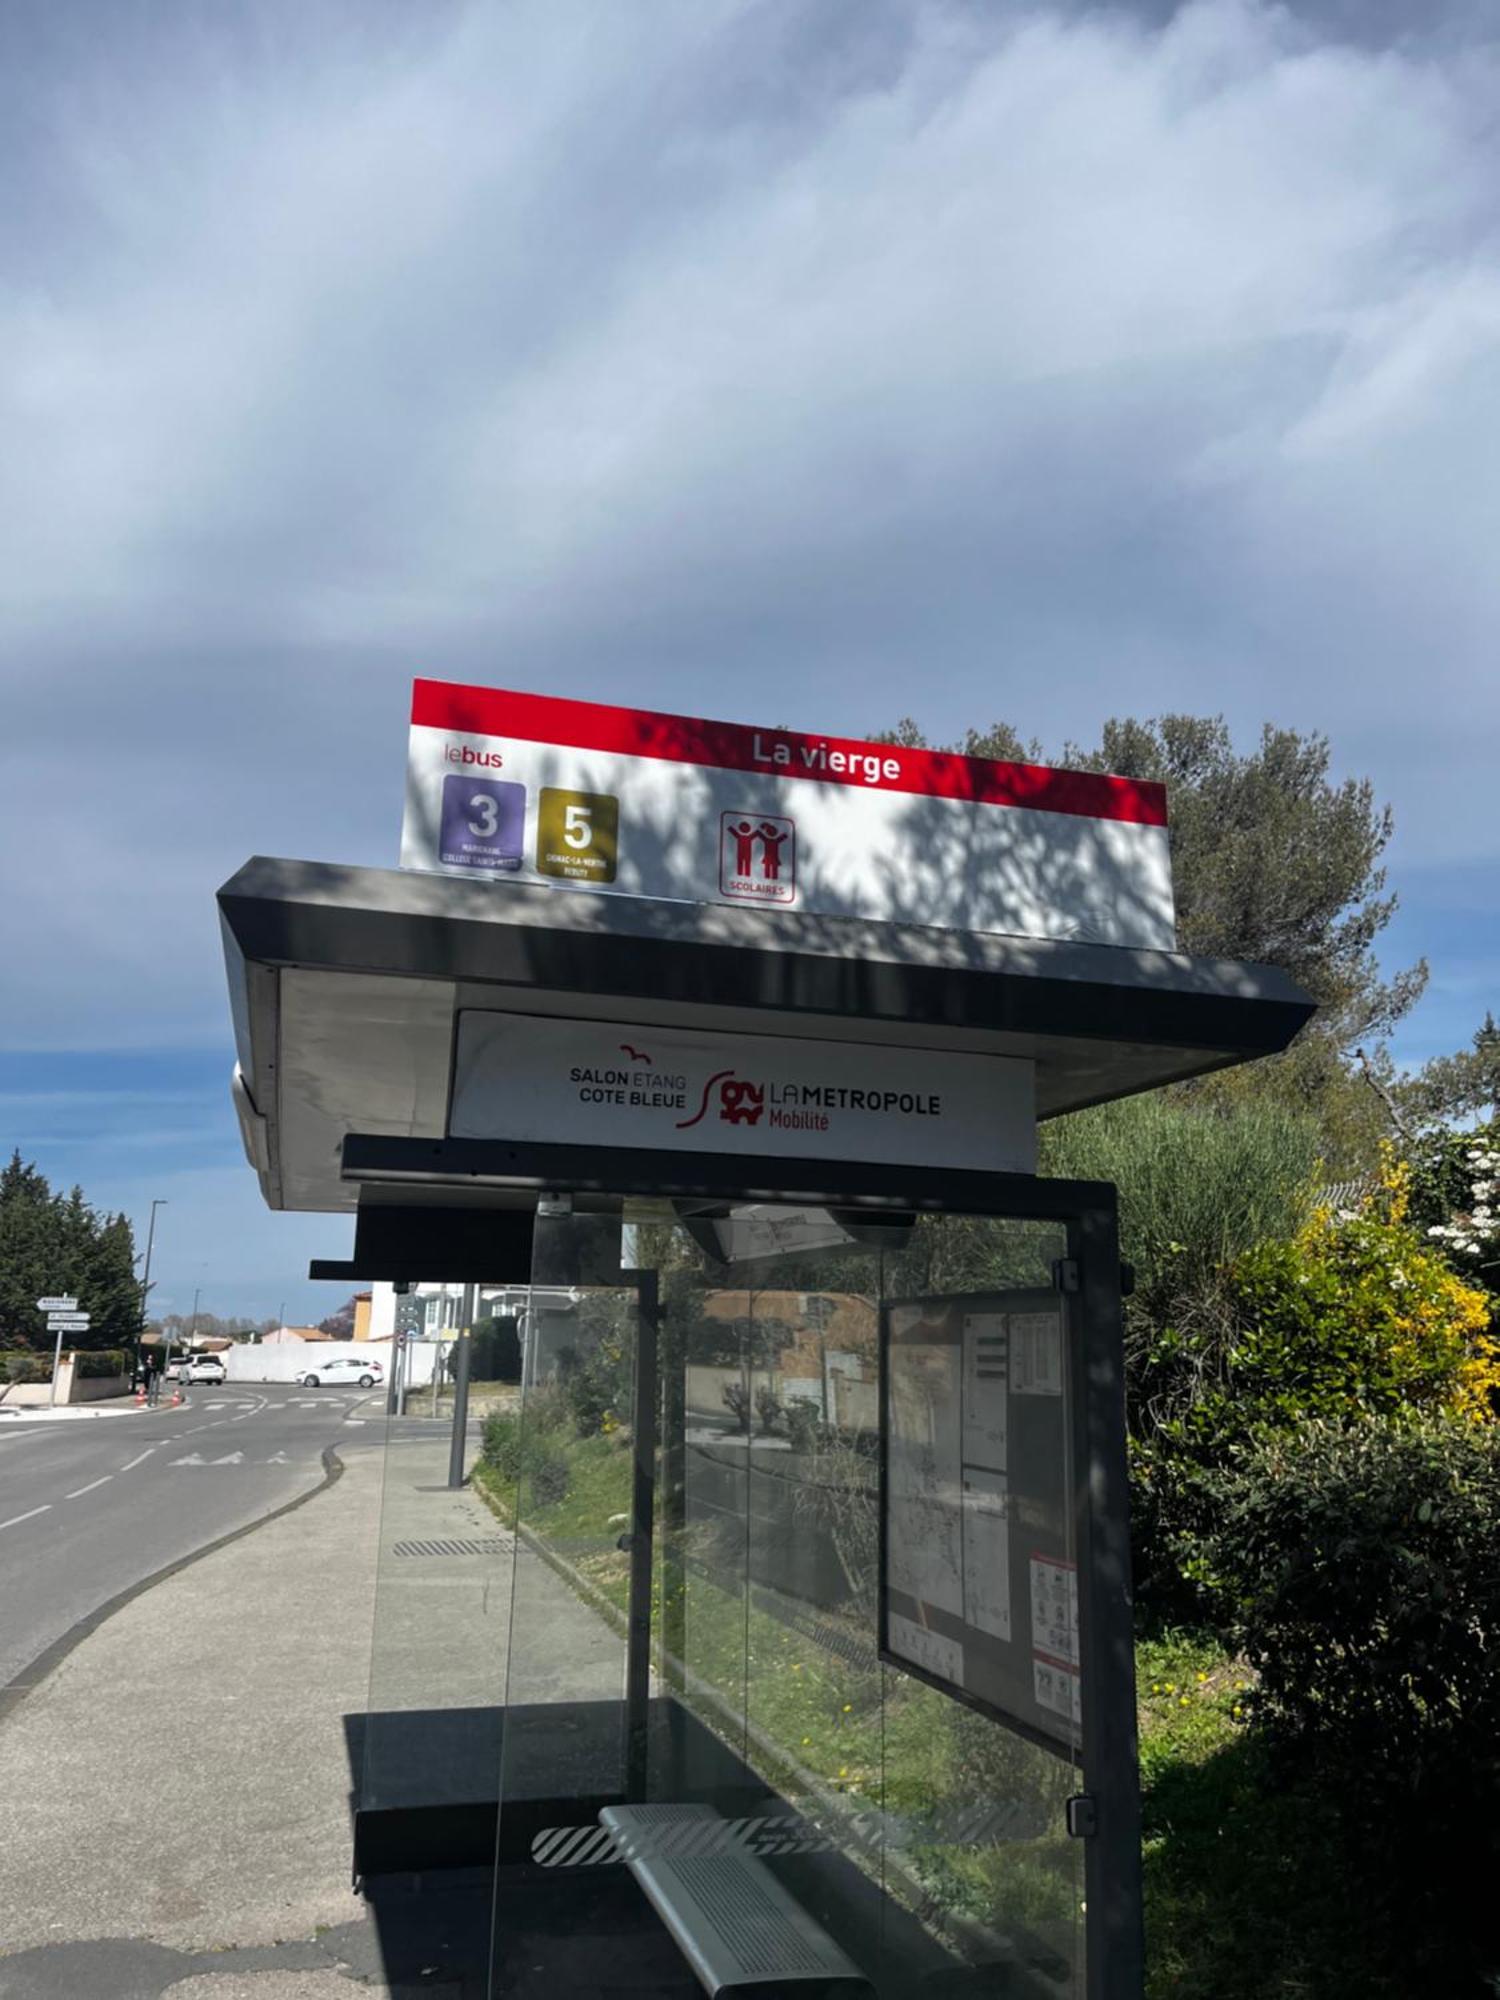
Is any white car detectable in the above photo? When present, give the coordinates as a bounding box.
[169,1354,227,1384]
[298,1356,383,1389]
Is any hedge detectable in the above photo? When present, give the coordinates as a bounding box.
[72,1349,131,1379]
[1204,1414,1500,1994]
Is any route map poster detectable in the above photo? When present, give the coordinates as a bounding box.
[881,1289,1080,1751]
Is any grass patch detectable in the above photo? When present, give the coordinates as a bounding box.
[1139,1629,1406,2000]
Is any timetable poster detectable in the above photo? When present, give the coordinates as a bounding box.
[881,1291,1081,1751]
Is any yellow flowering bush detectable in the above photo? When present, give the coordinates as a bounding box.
[1202,1148,1498,1434]
[1133,1148,1497,1615]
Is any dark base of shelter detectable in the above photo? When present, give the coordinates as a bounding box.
[352,1698,1070,1998]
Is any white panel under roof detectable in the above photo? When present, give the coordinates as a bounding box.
[276,970,457,1210]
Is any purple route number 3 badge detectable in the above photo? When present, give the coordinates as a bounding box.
[440,774,526,872]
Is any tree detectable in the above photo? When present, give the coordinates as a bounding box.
[878,714,1425,1167]
[317,1295,358,1338]
[0,1152,139,1350]
[146,1310,276,1345]
[1401,1014,1500,1129]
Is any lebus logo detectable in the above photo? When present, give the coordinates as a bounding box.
[442,740,505,769]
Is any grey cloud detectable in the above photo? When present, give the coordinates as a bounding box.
[2,0,1498,1054]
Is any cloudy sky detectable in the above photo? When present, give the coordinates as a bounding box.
[2,0,1496,1319]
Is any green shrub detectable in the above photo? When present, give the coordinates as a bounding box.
[481,1392,567,1486]
[480,1410,525,1482]
[1040,1093,1320,1433]
[2,1351,49,1384]
[528,1452,571,1508]
[558,1351,623,1437]
[1408,1117,1500,1311]
[557,1303,631,1437]
[784,1399,821,1453]
[1203,1415,1500,1991]
[73,1349,129,1379]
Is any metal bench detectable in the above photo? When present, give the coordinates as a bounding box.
[600,1802,875,1998]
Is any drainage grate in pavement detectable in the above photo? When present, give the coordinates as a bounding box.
[391,1536,507,1558]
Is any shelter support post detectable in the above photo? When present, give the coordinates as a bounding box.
[447,1282,474,1489]
[625,1266,659,1802]
[1071,1202,1146,2000]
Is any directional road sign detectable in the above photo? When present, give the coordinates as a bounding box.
[47,1315,90,1330]
[37,1296,78,1312]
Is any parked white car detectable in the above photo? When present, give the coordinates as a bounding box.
[168,1354,227,1384]
[299,1356,383,1389]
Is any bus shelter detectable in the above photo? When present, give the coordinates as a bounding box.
[219,853,1311,2000]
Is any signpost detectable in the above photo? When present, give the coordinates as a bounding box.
[37,1296,90,1408]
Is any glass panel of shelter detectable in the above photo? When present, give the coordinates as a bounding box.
[359,1281,510,1879]
[490,1200,1089,1999]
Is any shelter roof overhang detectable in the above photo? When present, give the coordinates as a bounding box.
[218,855,1315,1214]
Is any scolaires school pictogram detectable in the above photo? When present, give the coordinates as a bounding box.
[719,811,796,904]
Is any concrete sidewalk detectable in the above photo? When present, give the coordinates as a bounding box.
[0,1442,424,1998]
[0,1413,640,1998]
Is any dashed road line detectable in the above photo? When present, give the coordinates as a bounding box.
[118,1449,156,1472]
[0,1506,51,1532]
[64,1476,113,1500]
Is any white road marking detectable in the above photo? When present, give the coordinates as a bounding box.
[0,1506,51,1531]
[64,1476,113,1499]
[170,1450,244,1466]
[343,1419,366,1426]
[266,1451,290,1464]
[118,1449,156,1471]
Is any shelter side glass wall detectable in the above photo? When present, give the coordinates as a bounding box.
[359,1305,508,1860]
[491,1202,1088,2000]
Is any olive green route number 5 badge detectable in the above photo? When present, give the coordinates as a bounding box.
[536,787,619,882]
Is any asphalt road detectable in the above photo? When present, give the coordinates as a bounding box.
[0,1386,383,1690]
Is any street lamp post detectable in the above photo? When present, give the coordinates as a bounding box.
[137,1199,166,1367]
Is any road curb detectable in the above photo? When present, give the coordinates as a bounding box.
[0,1444,345,1727]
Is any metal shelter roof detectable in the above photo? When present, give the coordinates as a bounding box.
[219,856,1315,1216]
